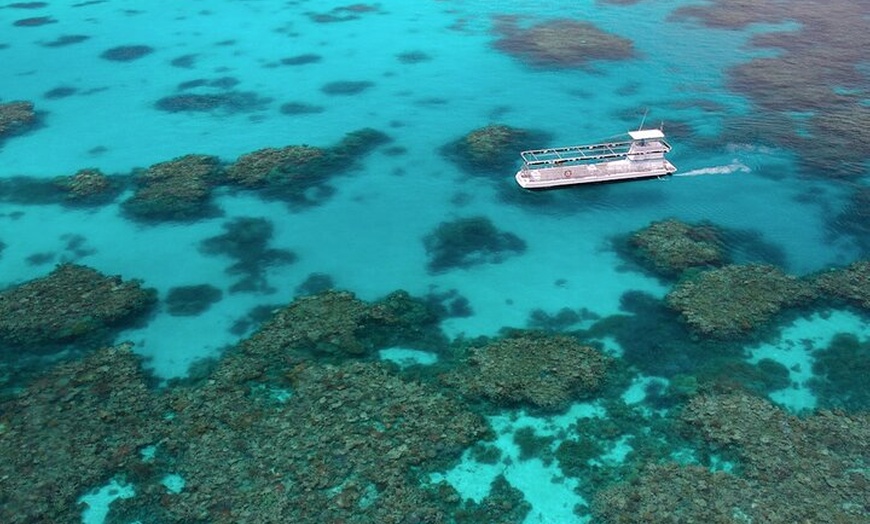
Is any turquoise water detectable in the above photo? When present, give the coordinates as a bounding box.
[1,1,868,523]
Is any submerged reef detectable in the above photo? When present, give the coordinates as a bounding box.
[624,218,725,277]
[199,217,297,294]
[239,289,447,359]
[594,391,870,523]
[444,332,611,411]
[810,333,870,411]
[442,124,545,175]
[492,18,635,68]
[0,344,162,524]
[165,284,223,316]
[225,128,389,206]
[122,154,223,222]
[675,0,869,178]
[53,168,122,205]
[811,260,870,310]
[423,216,526,273]
[0,100,38,141]
[830,186,870,255]
[666,264,816,338]
[0,263,156,350]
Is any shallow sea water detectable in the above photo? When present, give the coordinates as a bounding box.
[1,1,868,523]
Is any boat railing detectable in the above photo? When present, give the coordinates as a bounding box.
[520,139,672,170]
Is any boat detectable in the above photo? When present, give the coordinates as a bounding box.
[514,129,677,189]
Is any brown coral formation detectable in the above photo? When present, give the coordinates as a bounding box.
[627,219,725,276]
[0,100,38,139]
[225,145,326,187]
[239,289,395,357]
[592,463,752,523]
[593,392,870,523]
[0,263,156,348]
[674,0,869,178]
[137,361,489,523]
[682,392,869,522]
[666,264,816,338]
[811,260,870,310]
[445,333,611,411]
[0,344,163,524]
[492,18,635,68]
[122,154,222,221]
[53,168,120,204]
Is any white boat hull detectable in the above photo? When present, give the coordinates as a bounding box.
[515,158,677,189]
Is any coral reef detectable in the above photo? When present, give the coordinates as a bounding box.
[666,264,816,338]
[237,288,450,361]
[239,289,391,357]
[122,154,222,221]
[99,44,154,61]
[810,333,870,411]
[199,217,297,294]
[444,332,611,411]
[53,168,121,205]
[676,0,869,178]
[225,128,389,205]
[681,391,870,521]
[594,391,870,522]
[624,218,725,277]
[0,100,38,140]
[492,18,635,68]
[154,91,272,114]
[423,216,526,273]
[320,80,374,95]
[226,144,327,187]
[165,284,223,316]
[812,260,870,310]
[0,343,163,524]
[592,463,751,523]
[129,360,490,523]
[442,124,543,175]
[829,186,870,256]
[0,263,156,350]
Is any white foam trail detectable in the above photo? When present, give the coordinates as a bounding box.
[674,160,750,177]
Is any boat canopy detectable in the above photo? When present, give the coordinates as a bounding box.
[628,129,665,140]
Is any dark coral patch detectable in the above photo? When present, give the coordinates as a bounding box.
[170,53,197,68]
[154,91,271,114]
[279,102,324,115]
[396,50,431,64]
[492,18,635,68]
[307,3,381,23]
[165,284,223,316]
[40,34,90,47]
[100,44,154,62]
[199,217,297,294]
[13,16,56,27]
[320,80,374,95]
[280,53,321,66]
[423,216,526,273]
[44,86,78,99]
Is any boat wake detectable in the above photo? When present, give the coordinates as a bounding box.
[674,160,750,177]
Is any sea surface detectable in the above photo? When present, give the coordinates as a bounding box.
[0,1,868,523]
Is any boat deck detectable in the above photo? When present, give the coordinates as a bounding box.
[516,158,677,189]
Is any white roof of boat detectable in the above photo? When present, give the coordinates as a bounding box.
[628,129,665,140]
